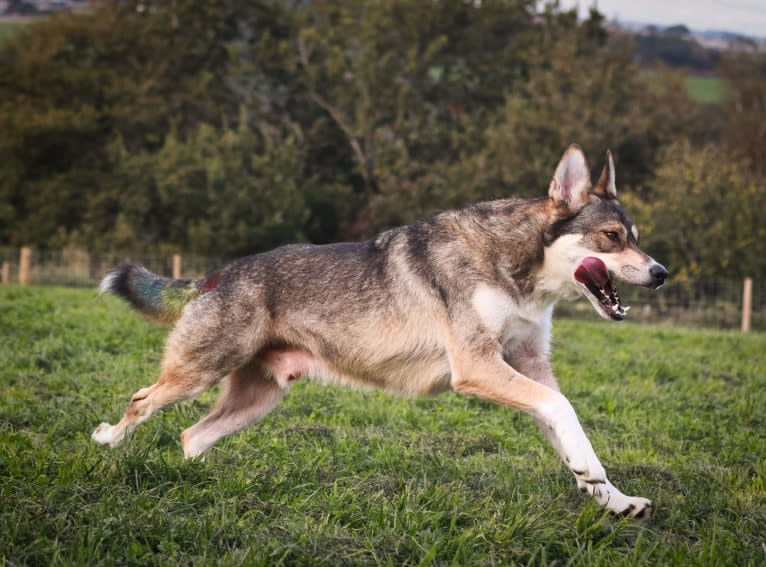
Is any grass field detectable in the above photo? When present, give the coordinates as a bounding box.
[0,21,22,45]
[1,286,764,565]
[685,76,727,104]
[641,70,727,104]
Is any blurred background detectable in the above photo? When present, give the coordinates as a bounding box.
[0,0,764,328]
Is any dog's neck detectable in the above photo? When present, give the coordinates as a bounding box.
[458,197,553,298]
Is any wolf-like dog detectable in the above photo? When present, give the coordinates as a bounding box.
[93,145,667,518]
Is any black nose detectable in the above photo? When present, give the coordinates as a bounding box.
[650,263,669,288]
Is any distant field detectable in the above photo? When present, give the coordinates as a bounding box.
[686,75,727,104]
[1,286,765,565]
[642,69,727,104]
[0,21,22,44]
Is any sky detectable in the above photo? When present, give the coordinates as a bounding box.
[556,0,766,38]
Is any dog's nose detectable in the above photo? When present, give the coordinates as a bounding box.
[649,263,669,288]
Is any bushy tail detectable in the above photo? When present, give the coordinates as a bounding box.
[99,264,202,323]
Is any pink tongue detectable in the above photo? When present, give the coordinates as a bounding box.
[575,257,609,288]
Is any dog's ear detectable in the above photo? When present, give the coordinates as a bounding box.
[549,144,591,212]
[594,149,617,199]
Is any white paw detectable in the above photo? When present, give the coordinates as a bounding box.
[618,495,653,519]
[580,479,653,519]
[91,422,124,448]
[182,442,204,460]
[180,429,208,460]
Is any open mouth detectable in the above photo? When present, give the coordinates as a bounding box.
[574,257,628,321]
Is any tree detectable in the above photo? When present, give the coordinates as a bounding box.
[719,51,766,176]
[0,0,752,282]
[458,9,725,207]
[0,0,252,248]
[636,141,766,279]
[291,0,540,235]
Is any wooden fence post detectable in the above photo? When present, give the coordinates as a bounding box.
[741,277,752,333]
[1,260,9,284]
[172,254,182,279]
[19,246,32,285]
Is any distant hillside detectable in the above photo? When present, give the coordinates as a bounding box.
[0,1,89,16]
[625,23,764,72]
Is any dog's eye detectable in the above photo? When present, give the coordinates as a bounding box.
[604,231,619,242]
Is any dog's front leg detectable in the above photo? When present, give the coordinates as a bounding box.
[505,342,560,392]
[450,339,652,518]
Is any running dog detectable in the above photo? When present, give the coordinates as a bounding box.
[93,144,667,519]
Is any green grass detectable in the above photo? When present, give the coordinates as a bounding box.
[641,70,727,104]
[1,286,765,565]
[0,22,22,45]
[685,76,727,104]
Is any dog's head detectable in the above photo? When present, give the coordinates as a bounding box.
[541,145,668,320]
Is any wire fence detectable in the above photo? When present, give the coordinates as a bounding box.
[555,277,762,330]
[1,246,763,331]
[0,247,225,287]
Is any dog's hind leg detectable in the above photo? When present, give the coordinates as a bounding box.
[92,304,255,448]
[180,361,286,458]
[91,351,230,448]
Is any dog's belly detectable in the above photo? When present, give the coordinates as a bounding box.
[260,347,452,397]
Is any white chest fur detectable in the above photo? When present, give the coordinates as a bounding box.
[471,284,553,351]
